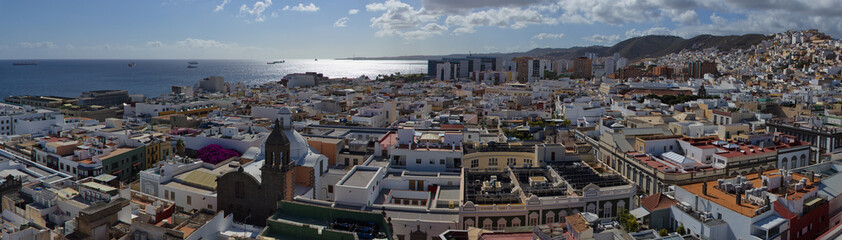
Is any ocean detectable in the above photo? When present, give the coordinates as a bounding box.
[0,59,427,99]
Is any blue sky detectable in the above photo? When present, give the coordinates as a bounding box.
[1,0,839,59]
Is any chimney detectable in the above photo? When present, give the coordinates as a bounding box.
[810,170,815,183]
[736,190,742,206]
[702,181,708,196]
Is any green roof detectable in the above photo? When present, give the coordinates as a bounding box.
[177,170,218,190]
[93,174,118,183]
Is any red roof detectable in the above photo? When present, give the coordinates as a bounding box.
[641,193,677,211]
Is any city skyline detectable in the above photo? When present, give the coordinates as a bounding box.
[2,0,841,59]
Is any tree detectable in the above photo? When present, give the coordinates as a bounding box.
[176,139,186,156]
[659,228,669,237]
[677,224,686,235]
[561,119,572,127]
[616,209,639,232]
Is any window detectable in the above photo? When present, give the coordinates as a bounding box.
[164,190,169,199]
[471,159,479,168]
[235,181,245,198]
[489,158,498,166]
[187,196,192,205]
[208,204,213,210]
[416,159,422,164]
[507,158,516,166]
[440,159,445,165]
[328,185,334,193]
[170,191,174,200]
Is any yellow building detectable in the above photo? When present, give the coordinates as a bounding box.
[462,143,565,170]
[144,135,172,168]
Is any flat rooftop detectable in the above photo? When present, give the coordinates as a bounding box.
[679,169,817,218]
[340,168,378,188]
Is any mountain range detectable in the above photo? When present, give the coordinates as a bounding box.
[342,34,769,61]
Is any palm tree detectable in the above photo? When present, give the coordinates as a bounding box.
[176,139,186,156]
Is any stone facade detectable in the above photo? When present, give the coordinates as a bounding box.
[217,119,295,226]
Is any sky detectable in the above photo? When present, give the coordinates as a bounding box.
[1,0,840,59]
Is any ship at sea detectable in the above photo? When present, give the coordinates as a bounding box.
[12,62,37,66]
[267,60,285,64]
[188,61,198,65]
[128,62,136,67]
[187,65,198,68]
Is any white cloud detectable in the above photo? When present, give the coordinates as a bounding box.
[359,0,842,41]
[177,38,237,49]
[146,41,164,48]
[18,41,57,48]
[214,0,230,12]
[444,7,558,33]
[239,0,273,22]
[583,34,620,44]
[625,27,675,37]
[422,0,543,12]
[283,3,319,12]
[532,33,565,40]
[348,9,359,15]
[367,0,442,39]
[334,17,350,27]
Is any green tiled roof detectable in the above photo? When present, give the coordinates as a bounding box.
[178,170,217,190]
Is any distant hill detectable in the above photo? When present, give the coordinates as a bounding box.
[342,33,770,61]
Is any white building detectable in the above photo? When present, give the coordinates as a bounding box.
[138,156,238,212]
[436,62,457,81]
[0,103,69,137]
[198,76,228,93]
[389,129,463,172]
[283,73,320,88]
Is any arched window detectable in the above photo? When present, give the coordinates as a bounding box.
[587,203,596,214]
[529,212,539,226]
[781,158,789,170]
[791,158,797,169]
[511,218,522,227]
[497,218,507,230]
[603,202,614,218]
[235,181,245,198]
[483,219,493,230]
[801,154,807,167]
[617,200,626,212]
[545,211,556,224]
[464,219,475,229]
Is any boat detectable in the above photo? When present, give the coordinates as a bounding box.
[267,60,285,64]
[128,62,136,67]
[188,61,198,65]
[187,65,198,68]
[12,62,37,66]
[314,59,318,61]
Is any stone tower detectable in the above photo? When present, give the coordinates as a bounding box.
[261,119,295,201]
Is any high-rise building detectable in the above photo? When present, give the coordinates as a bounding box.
[427,56,499,79]
[652,66,673,77]
[573,57,592,79]
[687,61,717,79]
